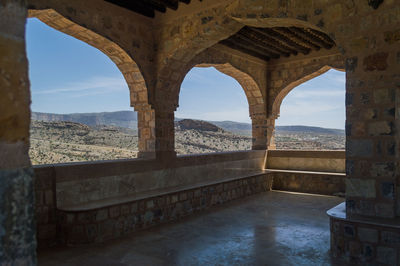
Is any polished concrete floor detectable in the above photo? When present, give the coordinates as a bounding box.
[39,191,344,266]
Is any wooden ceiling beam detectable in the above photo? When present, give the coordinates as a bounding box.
[289,27,334,50]
[249,28,299,56]
[230,35,280,59]
[161,0,179,10]
[307,29,335,48]
[235,32,283,58]
[275,27,321,50]
[220,39,271,61]
[240,28,292,57]
[105,0,155,17]
[258,28,311,55]
[141,0,167,12]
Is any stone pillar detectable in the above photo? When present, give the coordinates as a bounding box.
[154,108,176,161]
[0,1,37,265]
[137,106,176,161]
[137,107,156,159]
[345,53,398,218]
[251,114,276,150]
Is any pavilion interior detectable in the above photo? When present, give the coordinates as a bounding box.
[1,0,400,265]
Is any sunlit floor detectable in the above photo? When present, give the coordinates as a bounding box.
[38,191,344,266]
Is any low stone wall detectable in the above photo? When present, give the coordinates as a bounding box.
[270,170,345,196]
[34,167,57,248]
[33,150,268,247]
[328,203,400,265]
[267,150,345,173]
[58,173,272,245]
[266,150,346,196]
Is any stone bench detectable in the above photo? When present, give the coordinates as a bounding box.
[57,170,272,245]
[267,169,346,196]
[34,150,269,247]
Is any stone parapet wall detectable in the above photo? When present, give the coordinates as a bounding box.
[329,203,400,265]
[33,150,267,247]
[34,167,57,248]
[58,173,272,245]
[267,150,345,173]
[271,170,345,196]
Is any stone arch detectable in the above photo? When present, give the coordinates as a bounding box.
[271,64,345,119]
[28,9,150,111]
[194,63,265,118]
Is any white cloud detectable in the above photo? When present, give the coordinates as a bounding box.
[33,76,128,96]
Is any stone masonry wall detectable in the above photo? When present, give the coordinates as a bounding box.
[58,173,272,245]
[34,167,57,249]
[271,171,345,196]
[0,1,36,265]
[330,213,400,265]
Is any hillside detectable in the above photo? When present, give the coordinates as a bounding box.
[29,120,251,165]
[29,111,345,165]
[32,111,345,136]
[32,111,138,129]
[30,121,139,164]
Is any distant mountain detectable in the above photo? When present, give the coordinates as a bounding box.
[276,125,345,135]
[176,119,221,132]
[32,111,138,129]
[32,111,344,136]
[210,121,252,136]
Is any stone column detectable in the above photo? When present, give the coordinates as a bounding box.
[251,114,276,150]
[0,1,37,265]
[137,106,176,161]
[154,108,176,161]
[137,107,156,159]
[345,51,398,218]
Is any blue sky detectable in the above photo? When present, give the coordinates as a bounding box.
[26,18,345,129]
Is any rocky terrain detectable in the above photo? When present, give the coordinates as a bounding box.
[30,121,138,164]
[29,111,345,165]
[29,119,251,165]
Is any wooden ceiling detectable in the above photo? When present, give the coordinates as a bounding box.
[220,26,335,61]
[105,0,196,18]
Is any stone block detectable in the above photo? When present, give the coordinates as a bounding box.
[368,121,393,136]
[171,194,178,203]
[345,57,358,73]
[44,190,54,206]
[146,200,154,209]
[143,211,154,224]
[358,227,378,243]
[376,246,397,265]
[375,203,395,218]
[121,204,130,215]
[109,206,120,218]
[362,244,374,260]
[346,178,376,198]
[374,88,393,104]
[381,182,395,199]
[179,192,187,201]
[370,162,395,177]
[363,52,388,71]
[130,202,138,213]
[344,225,355,238]
[384,29,400,44]
[96,209,108,222]
[381,231,400,245]
[347,139,373,158]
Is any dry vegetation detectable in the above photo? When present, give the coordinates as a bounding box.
[29,120,251,165]
[29,119,345,165]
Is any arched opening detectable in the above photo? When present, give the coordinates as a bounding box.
[27,10,148,164]
[274,68,345,150]
[175,65,260,154]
